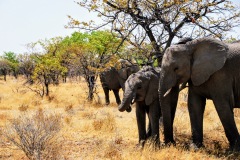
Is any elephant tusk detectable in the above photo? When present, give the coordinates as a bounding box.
[163,88,172,97]
[179,82,188,91]
[131,98,135,104]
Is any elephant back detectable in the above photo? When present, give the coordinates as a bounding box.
[139,66,160,77]
[100,67,121,90]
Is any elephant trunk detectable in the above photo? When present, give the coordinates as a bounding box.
[159,70,176,102]
[159,70,179,144]
[118,91,135,112]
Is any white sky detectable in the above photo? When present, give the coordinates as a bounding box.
[0,0,239,55]
[0,0,98,54]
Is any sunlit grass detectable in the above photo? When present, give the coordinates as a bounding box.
[0,76,239,159]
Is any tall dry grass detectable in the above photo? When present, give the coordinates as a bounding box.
[0,76,239,159]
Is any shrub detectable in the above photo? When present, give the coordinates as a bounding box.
[92,113,116,132]
[3,110,63,160]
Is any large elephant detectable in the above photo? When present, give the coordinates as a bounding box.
[100,59,139,105]
[118,66,161,147]
[159,37,240,151]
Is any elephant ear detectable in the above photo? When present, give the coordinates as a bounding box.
[145,72,159,105]
[118,68,128,80]
[190,38,228,86]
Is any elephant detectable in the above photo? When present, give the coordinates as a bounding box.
[100,59,139,105]
[118,66,161,147]
[159,37,240,151]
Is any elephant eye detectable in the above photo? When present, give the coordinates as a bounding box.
[174,67,179,72]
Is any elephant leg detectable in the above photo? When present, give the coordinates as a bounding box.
[145,106,151,139]
[162,86,179,145]
[136,102,147,147]
[103,88,110,105]
[213,98,240,151]
[146,121,152,139]
[188,88,206,148]
[148,100,161,147]
[113,89,121,105]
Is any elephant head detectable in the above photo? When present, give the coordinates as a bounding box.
[117,59,139,80]
[159,37,229,143]
[119,66,159,112]
[160,37,228,98]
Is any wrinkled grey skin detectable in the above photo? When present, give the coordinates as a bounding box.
[159,37,240,151]
[100,59,139,105]
[119,66,161,147]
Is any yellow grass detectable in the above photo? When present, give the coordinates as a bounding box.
[0,76,240,159]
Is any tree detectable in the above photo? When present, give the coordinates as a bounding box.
[2,51,19,78]
[18,53,36,84]
[0,59,11,81]
[62,31,123,101]
[67,0,240,65]
[31,38,68,96]
[33,54,67,96]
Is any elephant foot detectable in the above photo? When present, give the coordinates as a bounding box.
[162,140,176,147]
[189,142,204,152]
[151,140,161,150]
[135,140,145,150]
[164,138,176,147]
[126,106,132,112]
[117,101,121,105]
[228,139,240,152]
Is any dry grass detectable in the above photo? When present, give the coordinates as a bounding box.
[0,76,240,159]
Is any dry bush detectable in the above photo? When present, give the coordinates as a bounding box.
[91,101,104,108]
[0,113,9,121]
[18,104,29,112]
[81,111,95,119]
[31,100,41,106]
[92,113,116,132]
[104,142,122,159]
[3,109,63,160]
[81,123,92,132]
[47,94,56,102]
[64,103,74,113]
[64,116,72,125]
[92,119,104,130]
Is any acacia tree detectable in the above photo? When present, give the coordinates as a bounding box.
[18,53,36,84]
[31,38,67,96]
[33,54,67,96]
[2,52,19,78]
[0,59,10,81]
[67,0,240,65]
[62,31,123,101]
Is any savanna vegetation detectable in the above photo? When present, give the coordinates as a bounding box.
[1,0,240,159]
[0,76,240,159]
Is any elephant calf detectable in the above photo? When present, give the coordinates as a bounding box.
[118,66,161,148]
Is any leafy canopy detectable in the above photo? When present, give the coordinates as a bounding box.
[67,0,240,64]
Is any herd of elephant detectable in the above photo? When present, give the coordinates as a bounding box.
[99,37,240,152]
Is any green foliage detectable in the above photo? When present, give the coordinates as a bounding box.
[88,31,122,55]
[33,54,67,83]
[2,51,18,64]
[62,30,123,71]
[24,30,124,98]
[2,51,19,76]
[60,30,123,100]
